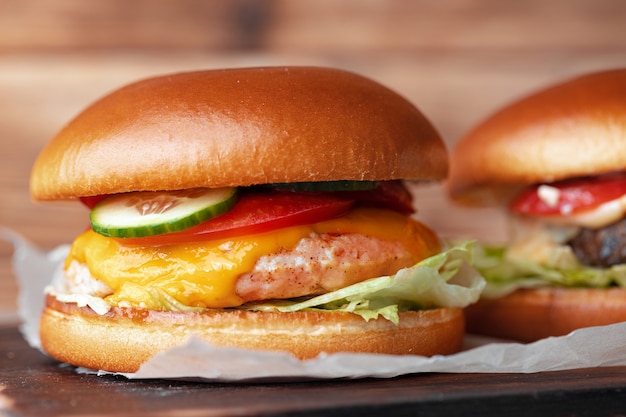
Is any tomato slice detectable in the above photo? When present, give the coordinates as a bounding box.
[114,191,354,245]
[80,195,109,209]
[509,174,626,216]
[337,180,415,215]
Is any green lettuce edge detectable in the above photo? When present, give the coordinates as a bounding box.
[470,242,626,298]
[243,241,486,324]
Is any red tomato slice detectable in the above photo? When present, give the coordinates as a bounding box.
[80,195,109,209]
[509,174,626,216]
[337,180,415,215]
[114,191,355,246]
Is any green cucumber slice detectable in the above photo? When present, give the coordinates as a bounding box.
[268,181,378,192]
[90,187,238,238]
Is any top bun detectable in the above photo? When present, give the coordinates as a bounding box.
[31,66,447,201]
[448,69,626,205]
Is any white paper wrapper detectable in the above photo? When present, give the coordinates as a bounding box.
[5,228,626,382]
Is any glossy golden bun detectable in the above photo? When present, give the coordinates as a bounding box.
[465,287,626,342]
[41,295,464,373]
[31,66,447,201]
[448,69,626,205]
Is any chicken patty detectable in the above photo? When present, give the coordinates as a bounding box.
[236,233,416,302]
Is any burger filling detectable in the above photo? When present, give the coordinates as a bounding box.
[472,174,626,297]
[47,181,485,322]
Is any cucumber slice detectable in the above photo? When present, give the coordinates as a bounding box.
[90,187,238,238]
[268,181,378,192]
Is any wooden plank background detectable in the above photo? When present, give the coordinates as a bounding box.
[1,0,626,322]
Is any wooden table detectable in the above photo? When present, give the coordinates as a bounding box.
[2,325,626,416]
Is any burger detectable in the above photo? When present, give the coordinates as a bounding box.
[30,66,484,373]
[448,69,626,342]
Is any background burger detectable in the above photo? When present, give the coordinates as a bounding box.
[30,66,484,373]
[448,68,626,342]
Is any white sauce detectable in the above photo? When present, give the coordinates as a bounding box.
[537,185,561,208]
[539,194,626,229]
[45,260,113,315]
[565,195,626,228]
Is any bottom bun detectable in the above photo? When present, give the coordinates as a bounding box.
[40,294,465,373]
[465,287,626,342]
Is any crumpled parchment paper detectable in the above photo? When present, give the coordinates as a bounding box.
[5,228,626,382]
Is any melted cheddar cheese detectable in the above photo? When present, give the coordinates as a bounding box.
[65,208,440,309]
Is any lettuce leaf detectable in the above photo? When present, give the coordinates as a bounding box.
[246,241,485,324]
[471,241,626,298]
